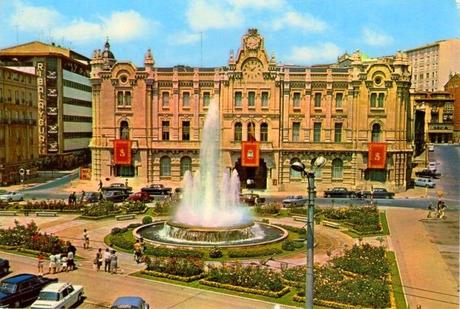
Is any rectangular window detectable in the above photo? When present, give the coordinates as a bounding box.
[370,93,377,108]
[313,123,321,142]
[248,91,255,107]
[292,122,300,142]
[203,92,210,107]
[235,91,242,107]
[182,121,190,140]
[334,123,342,143]
[335,93,343,109]
[377,93,384,108]
[124,91,131,106]
[117,91,124,106]
[162,121,170,140]
[162,92,169,108]
[293,92,301,109]
[182,92,190,108]
[261,91,269,108]
[314,93,322,108]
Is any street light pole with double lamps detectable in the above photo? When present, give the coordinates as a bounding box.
[290,156,326,309]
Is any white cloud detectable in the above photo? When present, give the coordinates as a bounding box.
[101,11,152,41]
[362,28,394,46]
[10,1,61,32]
[272,11,327,33]
[168,32,201,45]
[186,0,242,31]
[228,0,284,10]
[288,43,341,64]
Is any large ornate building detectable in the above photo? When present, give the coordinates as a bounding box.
[90,29,413,192]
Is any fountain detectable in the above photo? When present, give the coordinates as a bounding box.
[135,98,287,247]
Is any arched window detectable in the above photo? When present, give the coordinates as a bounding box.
[290,158,302,179]
[260,123,268,142]
[160,156,171,177]
[234,122,242,141]
[247,122,256,141]
[120,121,129,140]
[310,158,322,178]
[331,158,343,179]
[371,123,381,142]
[180,156,192,177]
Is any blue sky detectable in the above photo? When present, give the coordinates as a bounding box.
[0,0,459,67]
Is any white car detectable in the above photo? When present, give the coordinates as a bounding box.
[31,282,84,309]
[0,191,24,202]
[414,177,436,188]
[427,143,434,152]
[427,161,438,172]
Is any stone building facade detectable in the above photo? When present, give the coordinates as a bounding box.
[444,73,460,143]
[0,66,38,185]
[90,29,413,192]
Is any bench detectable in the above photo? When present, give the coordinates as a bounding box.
[0,211,17,216]
[116,214,136,221]
[322,220,340,229]
[35,212,58,217]
[293,216,307,222]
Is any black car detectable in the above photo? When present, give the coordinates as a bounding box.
[141,184,172,196]
[355,188,395,199]
[103,190,129,203]
[0,273,58,308]
[0,259,9,277]
[82,192,101,204]
[415,169,441,179]
[324,187,356,198]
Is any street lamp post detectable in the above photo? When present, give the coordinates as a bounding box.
[291,157,326,309]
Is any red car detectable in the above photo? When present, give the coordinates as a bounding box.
[127,191,152,202]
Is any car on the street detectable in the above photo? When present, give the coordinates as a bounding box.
[427,161,438,172]
[324,187,356,198]
[239,193,265,206]
[82,191,101,204]
[282,195,307,208]
[30,282,84,309]
[0,259,9,277]
[141,184,172,196]
[103,183,133,192]
[355,188,395,199]
[0,273,58,308]
[427,143,434,152]
[415,169,441,179]
[414,177,436,188]
[103,190,130,203]
[111,296,149,309]
[0,191,24,202]
[127,191,152,202]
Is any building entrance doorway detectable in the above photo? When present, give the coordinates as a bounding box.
[234,158,267,190]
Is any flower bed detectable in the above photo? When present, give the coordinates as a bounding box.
[142,256,205,282]
[120,201,147,214]
[141,269,206,282]
[254,203,281,215]
[227,247,282,258]
[200,279,290,298]
[316,206,382,234]
[82,201,118,217]
[23,200,82,212]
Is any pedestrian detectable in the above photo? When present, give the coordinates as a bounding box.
[110,250,118,274]
[67,249,74,271]
[427,202,434,218]
[60,253,67,272]
[37,252,45,276]
[94,248,103,271]
[133,240,142,263]
[436,200,443,218]
[80,190,85,204]
[48,253,56,274]
[98,179,103,191]
[68,193,73,206]
[103,248,111,272]
[71,192,77,205]
[439,201,447,219]
[83,229,90,250]
[55,253,61,273]
[125,179,129,187]
[139,237,146,255]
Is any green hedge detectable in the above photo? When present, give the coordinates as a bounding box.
[141,269,206,282]
[227,247,282,258]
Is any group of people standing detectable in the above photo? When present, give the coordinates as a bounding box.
[427,200,448,219]
[94,248,118,274]
[37,241,77,276]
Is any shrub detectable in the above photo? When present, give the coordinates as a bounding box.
[82,201,117,217]
[153,200,173,214]
[209,247,223,258]
[109,232,133,250]
[144,246,204,258]
[281,239,303,251]
[274,224,306,236]
[255,203,281,215]
[111,227,128,235]
[142,216,153,224]
[121,201,146,213]
[227,247,282,258]
[146,256,204,277]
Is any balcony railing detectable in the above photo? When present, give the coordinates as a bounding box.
[428,123,453,132]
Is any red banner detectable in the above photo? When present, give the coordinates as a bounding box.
[241,142,260,167]
[368,143,387,169]
[113,140,132,165]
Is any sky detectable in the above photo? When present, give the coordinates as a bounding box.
[0,0,459,67]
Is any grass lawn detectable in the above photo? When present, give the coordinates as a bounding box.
[387,251,407,309]
[341,211,390,238]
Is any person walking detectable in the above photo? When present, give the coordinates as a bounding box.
[83,229,90,250]
[439,201,447,219]
[94,248,103,271]
[37,252,45,276]
[48,253,56,274]
[110,250,118,274]
[67,250,74,271]
[103,248,111,272]
[427,202,434,218]
[133,240,142,263]
[98,179,103,191]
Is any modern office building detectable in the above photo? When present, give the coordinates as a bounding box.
[90,29,413,192]
[405,39,460,92]
[445,73,460,143]
[0,66,38,185]
[0,41,92,169]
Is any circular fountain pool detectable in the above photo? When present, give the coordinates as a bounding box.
[134,221,288,248]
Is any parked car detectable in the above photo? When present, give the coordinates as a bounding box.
[141,184,172,196]
[82,192,101,204]
[111,296,149,309]
[103,190,129,203]
[427,143,434,152]
[103,183,133,192]
[355,188,395,199]
[415,169,441,179]
[282,196,307,208]
[0,191,24,202]
[414,177,436,188]
[127,191,152,202]
[0,273,58,308]
[324,187,355,198]
[30,282,84,309]
[427,161,438,172]
[0,259,9,277]
[239,193,265,206]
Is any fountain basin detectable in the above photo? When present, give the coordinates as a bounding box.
[134,221,288,248]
